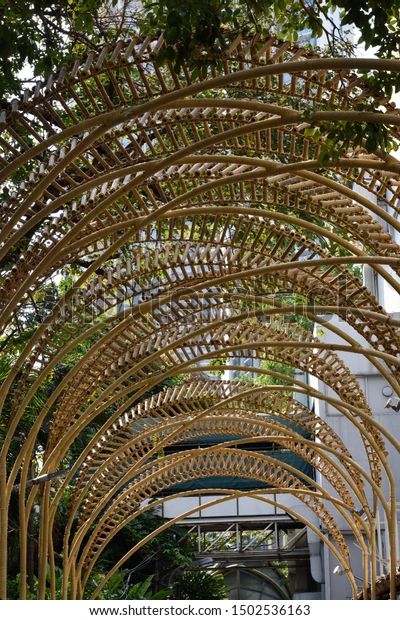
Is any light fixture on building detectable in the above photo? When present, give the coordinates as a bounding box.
[355,507,366,517]
[333,566,368,583]
[382,385,394,398]
[384,398,400,412]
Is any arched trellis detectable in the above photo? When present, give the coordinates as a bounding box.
[0,32,400,601]
[40,318,385,492]
[74,384,363,506]
[85,489,359,601]
[75,447,353,583]
[63,421,373,597]
[9,296,390,484]
[55,368,394,596]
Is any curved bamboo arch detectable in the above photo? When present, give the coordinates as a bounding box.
[56,364,384,576]
[1,32,400,601]
[39,315,384,486]
[7,276,394,504]
[65,418,370,576]
[37,295,400,451]
[76,447,352,578]
[75,415,358,517]
[6,245,397,482]
[2,158,400,312]
[76,382,359,487]
[31,316,384,522]
[51,367,394,537]
[85,489,358,601]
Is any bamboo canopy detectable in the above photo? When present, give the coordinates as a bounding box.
[0,32,400,600]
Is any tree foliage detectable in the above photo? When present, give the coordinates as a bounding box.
[0,1,398,164]
[172,569,228,600]
[1,0,400,102]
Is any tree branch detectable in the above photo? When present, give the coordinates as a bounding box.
[12,467,72,492]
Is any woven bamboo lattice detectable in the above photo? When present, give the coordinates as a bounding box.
[0,33,400,600]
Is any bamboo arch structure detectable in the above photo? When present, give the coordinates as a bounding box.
[0,32,400,600]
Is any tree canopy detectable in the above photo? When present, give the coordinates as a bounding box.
[1,0,400,103]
